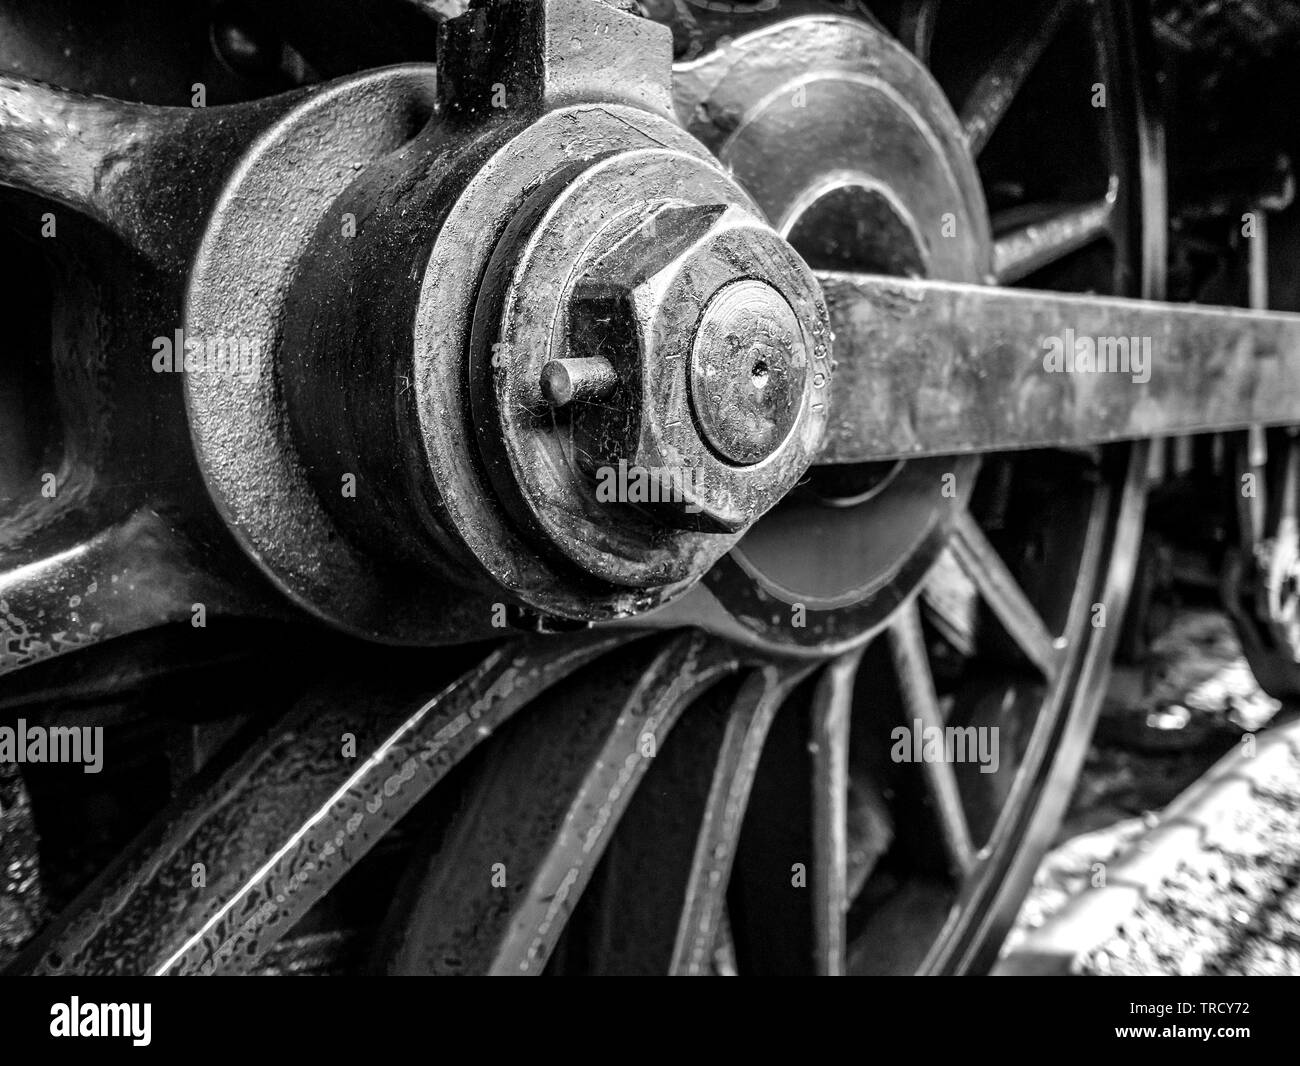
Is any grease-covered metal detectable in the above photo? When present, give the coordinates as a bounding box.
[0,77,309,672]
[7,633,629,975]
[376,631,744,974]
[0,762,43,968]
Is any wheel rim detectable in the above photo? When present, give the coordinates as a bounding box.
[1,0,1166,977]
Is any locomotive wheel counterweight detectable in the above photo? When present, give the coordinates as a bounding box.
[0,0,1293,975]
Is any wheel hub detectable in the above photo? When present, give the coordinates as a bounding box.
[186,0,832,637]
[182,4,992,650]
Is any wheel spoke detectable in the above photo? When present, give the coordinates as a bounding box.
[377,632,740,975]
[810,649,862,976]
[6,634,627,975]
[669,664,810,975]
[959,0,1079,156]
[951,511,1062,679]
[1235,429,1268,549]
[0,74,299,265]
[993,197,1114,284]
[1242,215,1274,541]
[0,75,175,242]
[898,0,943,64]
[887,599,976,877]
[0,508,276,677]
[1281,437,1300,527]
[922,547,980,657]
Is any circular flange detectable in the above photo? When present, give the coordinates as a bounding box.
[418,104,821,619]
[184,66,458,643]
[668,14,994,652]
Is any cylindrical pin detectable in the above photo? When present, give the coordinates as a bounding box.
[540,356,618,408]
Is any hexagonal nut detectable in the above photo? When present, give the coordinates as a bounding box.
[568,202,832,533]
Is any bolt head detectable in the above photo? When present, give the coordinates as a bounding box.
[569,202,829,531]
[689,279,807,465]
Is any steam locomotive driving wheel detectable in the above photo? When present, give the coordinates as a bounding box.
[1,0,1169,975]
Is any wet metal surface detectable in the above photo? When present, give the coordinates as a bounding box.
[6,634,627,975]
[377,631,741,975]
